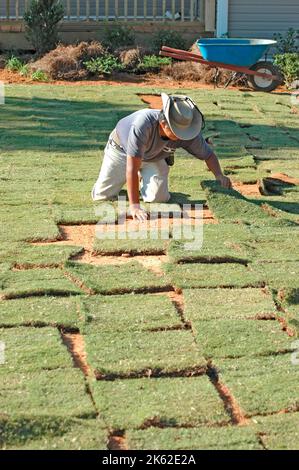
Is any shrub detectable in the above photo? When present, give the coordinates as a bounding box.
[274,53,299,88]
[151,30,187,54]
[29,41,106,80]
[273,28,299,54]
[137,55,172,73]
[115,46,149,70]
[103,22,135,51]
[84,55,124,75]
[31,70,49,82]
[5,55,24,72]
[23,0,65,57]
[19,64,30,77]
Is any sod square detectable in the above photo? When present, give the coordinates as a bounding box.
[7,244,83,268]
[0,296,80,328]
[167,223,253,263]
[0,327,73,371]
[247,226,299,262]
[80,294,180,332]
[0,268,83,298]
[216,355,299,416]
[93,228,170,255]
[0,369,95,419]
[193,319,292,358]
[126,425,262,450]
[0,417,107,450]
[164,262,264,289]
[83,329,206,377]
[253,412,299,450]
[255,260,299,286]
[184,287,276,321]
[65,261,171,295]
[53,206,100,225]
[0,206,60,243]
[90,375,229,428]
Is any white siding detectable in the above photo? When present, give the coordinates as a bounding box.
[228,0,299,38]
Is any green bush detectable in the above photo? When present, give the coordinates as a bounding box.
[5,56,24,72]
[274,53,299,87]
[137,55,172,73]
[31,70,49,82]
[152,30,187,54]
[23,0,65,57]
[273,28,299,54]
[103,22,135,51]
[84,55,124,75]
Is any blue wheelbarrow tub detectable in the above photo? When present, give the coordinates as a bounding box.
[196,38,277,67]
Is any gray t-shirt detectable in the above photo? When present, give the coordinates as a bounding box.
[116,108,213,162]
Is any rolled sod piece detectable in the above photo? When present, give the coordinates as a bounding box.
[201,180,294,227]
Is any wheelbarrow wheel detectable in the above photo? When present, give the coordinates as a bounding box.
[248,61,283,92]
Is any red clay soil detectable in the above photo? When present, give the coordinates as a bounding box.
[270,173,299,186]
[0,68,291,96]
[232,181,262,198]
[231,173,299,198]
[61,331,92,376]
[167,290,185,321]
[139,94,162,109]
[211,376,250,426]
[277,317,296,337]
[108,433,128,450]
[0,68,238,90]
[33,204,217,267]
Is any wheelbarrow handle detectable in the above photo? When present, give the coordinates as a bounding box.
[160,46,281,81]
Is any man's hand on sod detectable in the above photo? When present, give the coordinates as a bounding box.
[130,204,149,222]
[216,174,232,189]
[205,152,232,189]
[126,156,149,222]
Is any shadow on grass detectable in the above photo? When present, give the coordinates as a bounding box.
[1,95,299,154]
[1,96,137,152]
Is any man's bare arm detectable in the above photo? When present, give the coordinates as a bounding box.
[126,155,148,221]
[205,152,232,189]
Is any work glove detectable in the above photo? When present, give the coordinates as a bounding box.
[216,174,232,189]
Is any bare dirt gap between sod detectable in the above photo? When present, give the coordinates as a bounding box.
[207,363,250,426]
[60,330,92,376]
[108,431,128,450]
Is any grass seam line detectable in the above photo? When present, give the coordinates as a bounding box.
[207,362,250,426]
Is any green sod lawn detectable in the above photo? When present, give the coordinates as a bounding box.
[0,83,298,449]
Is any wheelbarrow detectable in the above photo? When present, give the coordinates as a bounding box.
[160,38,283,92]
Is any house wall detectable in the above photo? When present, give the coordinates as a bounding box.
[0,20,209,51]
[0,1,200,19]
[228,0,299,39]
